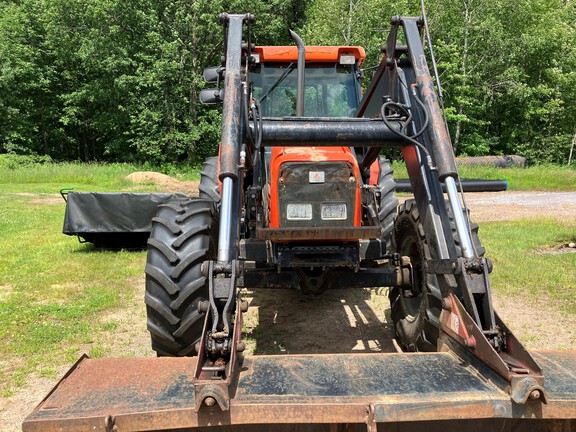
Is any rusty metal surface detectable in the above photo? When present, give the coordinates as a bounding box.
[23,350,576,431]
[256,226,380,241]
[402,18,459,180]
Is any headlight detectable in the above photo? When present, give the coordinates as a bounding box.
[286,203,313,220]
[321,202,347,220]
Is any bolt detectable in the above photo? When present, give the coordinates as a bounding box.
[240,299,249,312]
[530,390,541,400]
[237,341,246,352]
[204,397,217,407]
[104,415,117,432]
[463,336,476,349]
[197,301,209,314]
[195,342,202,354]
[442,298,452,311]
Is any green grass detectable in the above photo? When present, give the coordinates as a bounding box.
[0,159,200,193]
[480,219,576,314]
[392,162,576,191]
[0,192,146,396]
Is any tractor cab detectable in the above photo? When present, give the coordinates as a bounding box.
[250,46,365,117]
[247,45,389,292]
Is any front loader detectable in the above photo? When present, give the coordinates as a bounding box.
[24,13,576,432]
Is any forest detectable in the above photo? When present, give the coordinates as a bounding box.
[0,0,575,165]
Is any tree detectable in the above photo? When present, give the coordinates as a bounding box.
[0,0,309,163]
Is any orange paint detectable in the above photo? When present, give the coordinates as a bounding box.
[268,146,362,228]
[254,46,366,68]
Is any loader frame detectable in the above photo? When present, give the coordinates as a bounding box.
[193,12,545,409]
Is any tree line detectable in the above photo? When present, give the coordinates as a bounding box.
[1,0,575,165]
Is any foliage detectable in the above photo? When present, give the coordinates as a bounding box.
[301,0,576,165]
[0,0,307,164]
[0,0,575,164]
[0,153,53,169]
[422,0,576,163]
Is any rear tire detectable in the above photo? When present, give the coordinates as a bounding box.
[145,198,215,356]
[376,156,398,249]
[389,199,484,352]
[199,157,220,204]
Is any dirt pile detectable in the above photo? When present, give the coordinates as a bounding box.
[125,171,199,195]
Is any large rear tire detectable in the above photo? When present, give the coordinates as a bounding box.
[145,198,215,356]
[389,199,484,352]
[376,156,398,249]
[199,157,220,204]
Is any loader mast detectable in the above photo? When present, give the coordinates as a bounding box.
[200,13,546,407]
[357,16,544,400]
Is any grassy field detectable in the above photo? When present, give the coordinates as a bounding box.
[0,158,200,193]
[392,162,576,191]
[0,160,575,397]
[481,219,576,315]
[0,195,147,396]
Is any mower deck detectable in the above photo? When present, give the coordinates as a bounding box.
[23,351,576,432]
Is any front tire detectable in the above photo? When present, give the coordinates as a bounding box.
[389,199,485,351]
[145,198,215,356]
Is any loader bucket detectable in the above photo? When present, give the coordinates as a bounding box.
[23,350,576,432]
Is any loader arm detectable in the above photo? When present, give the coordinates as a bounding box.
[355,16,545,397]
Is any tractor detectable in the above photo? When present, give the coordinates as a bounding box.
[24,13,576,432]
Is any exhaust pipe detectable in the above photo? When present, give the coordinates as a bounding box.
[289,30,305,117]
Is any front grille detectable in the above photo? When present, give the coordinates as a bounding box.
[278,161,356,227]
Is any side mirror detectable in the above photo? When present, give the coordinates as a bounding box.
[199,88,224,105]
[203,66,224,84]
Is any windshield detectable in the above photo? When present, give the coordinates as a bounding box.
[251,63,360,117]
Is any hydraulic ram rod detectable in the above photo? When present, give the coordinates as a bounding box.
[217,14,246,263]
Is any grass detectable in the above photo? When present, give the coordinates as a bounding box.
[479,219,576,315]
[0,160,200,193]
[0,160,575,396]
[0,192,147,396]
[392,162,576,191]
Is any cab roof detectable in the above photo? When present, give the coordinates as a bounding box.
[253,46,366,68]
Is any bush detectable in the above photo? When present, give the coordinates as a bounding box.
[0,153,53,169]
